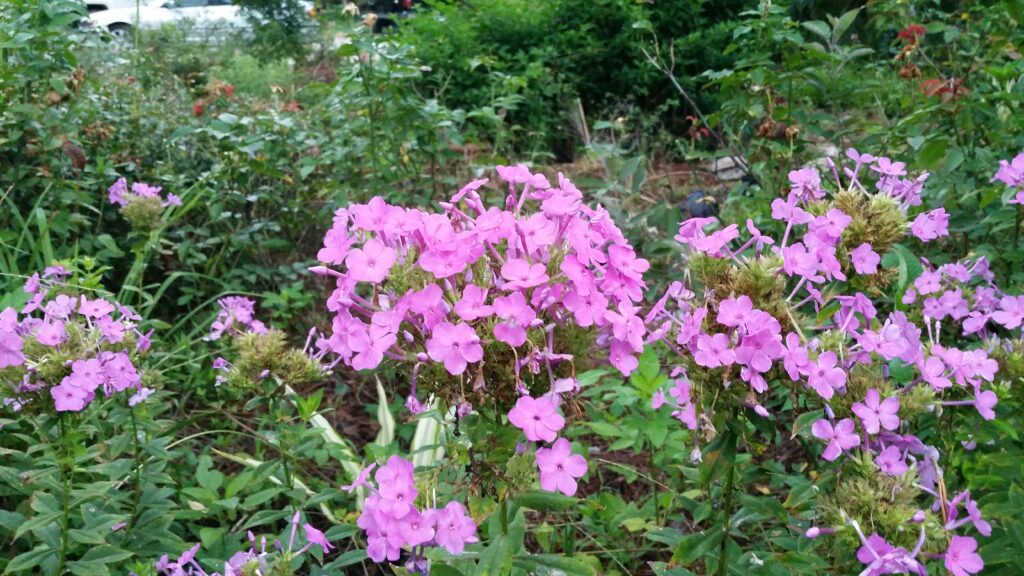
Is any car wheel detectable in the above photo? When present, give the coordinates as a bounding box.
[107,23,133,43]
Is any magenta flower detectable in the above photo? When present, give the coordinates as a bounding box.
[811,418,860,461]
[455,285,493,321]
[717,295,753,328]
[806,351,846,400]
[398,509,435,546]
[693,333,735,368]
[909,208,949,242]
[501,258,549,290]
[564,288,609,328]
[991,295,1024,329]
[303,524,334,555]
[51,382,90,412]
[851,389,900,434]
[872,157,907,177]
[789,167,824,200]
[346,239,397,284]
[426,322,483,375]
[507,395,564,442]
[0,329,25,369]
[493,291,537,347]
[535,437,588,496]
[431,501,479,555]
[78,296,115,319]
[850,243,880,274]
[944,536,984,576]
[874,446,909,475]
[974,390,997,420]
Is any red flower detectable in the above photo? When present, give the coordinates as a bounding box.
[223,84,235,97]
[898,24,926,44]
[193,102,204,117]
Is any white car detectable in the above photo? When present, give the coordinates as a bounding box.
[82,0,156,13]
[86,0,247,41]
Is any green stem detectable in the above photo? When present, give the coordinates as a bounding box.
[57,415,72,575]
[716,460,735,576]
[499,496,509,535]
[126,401,143,532]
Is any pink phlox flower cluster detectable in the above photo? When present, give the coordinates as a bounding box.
[207,296,267,340]
[1,271,151,413]
[507,393,588,496]
[316,166,649,400]
[108,177,181,208]
[354,455,478,568]
[992,150,1024,205]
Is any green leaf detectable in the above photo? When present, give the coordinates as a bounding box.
[4,545,52,573]
[323,549,368,569]
[428,565,467,576]
[587,421,621,437]
[512,554,595,575]
[801,20,832,43]
[831,8,861,42]
[516,490,579,512]
[77,545,133,564]
[917,138,949,170]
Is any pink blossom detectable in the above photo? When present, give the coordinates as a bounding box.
[811,418,860,461]
[909,208,949,242]
[507,395,564,442]
[717,295,753,328]
[454,285,493,321]
[0,329,25,369]
[944,536,984,576]
[535,437,588,496]
[431,501,479,555]
[991,295,1024,329]
[851,389,900,434]
[501,258,549,290]
[493,291,537,347]
[874,446,909,475]
[693,333,735,368]
[425,322,482,375]
[974,390,997,420]
[346,239,397,284]
[806,351,846,400]
[850,243,880,274]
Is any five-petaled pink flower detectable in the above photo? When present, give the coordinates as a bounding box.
[508,395,564,442]
[535,437,588,496]
[851,388,900,434]
[811,418,860,461]
[346,239,397,284]
[944,536,984,576]
[806,351,846,400]
[426,322,483,375]
[501,258,549,290]
[850,243,880,274]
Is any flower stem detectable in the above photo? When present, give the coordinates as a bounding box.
[126,399,143,532]
[57,414,72,575]
[716,441,736,576]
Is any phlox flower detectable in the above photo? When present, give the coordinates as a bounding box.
[945,536,984,576]
[811,418,860,461]
[425,322,482,375]
[535,437,588,496]
[851,389,900,434]
[507,395,564,442]
[693,333,734,368]
[874,446,909,475]
[493,291,537,347]
[431,501,479,555]
[501,258,549,290]
[806,351,846,400]
[909,208,949,242]
[455,285,494,321]
[850,243,880,274]
[346,239,397,284]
